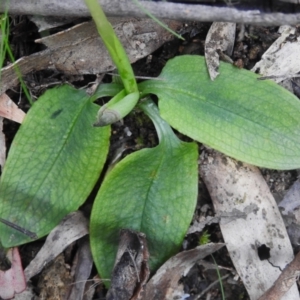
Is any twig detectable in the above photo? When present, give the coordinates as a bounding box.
[1,0,300,26]
[257,251,300,300]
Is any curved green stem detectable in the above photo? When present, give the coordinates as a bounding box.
[84,0,138,94]
[139,97,180,147]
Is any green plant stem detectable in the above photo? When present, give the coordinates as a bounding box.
[84,0,138,94]
[5,41,33,105]
[139,97,180,147]
[94,89,139,126]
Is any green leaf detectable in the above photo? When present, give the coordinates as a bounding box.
[91,83,123,102]
[139,55,300,170]
[0,85,110,247]
[90,99,198,281]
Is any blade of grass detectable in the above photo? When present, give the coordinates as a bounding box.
[0,12,32,105]
[211,254,226,300]
[131,0,184,40]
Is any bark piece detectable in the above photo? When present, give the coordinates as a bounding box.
[200,150,299,300]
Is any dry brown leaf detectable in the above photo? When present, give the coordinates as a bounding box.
[200,150,298,300]
[0,18,181,94]
[24,211,88,281]
[0,93,25,123]
[205,22,236,80]
[252,25,300,83]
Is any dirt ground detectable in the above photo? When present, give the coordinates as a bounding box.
[1,14,300,300]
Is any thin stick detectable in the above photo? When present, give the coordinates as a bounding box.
[0,218,37,239]
[1,0,300,26]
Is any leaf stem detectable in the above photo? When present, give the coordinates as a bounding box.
[139,97,180,146]
[84,0,138,94]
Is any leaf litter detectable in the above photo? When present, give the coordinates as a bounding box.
[0,18,181,94]
[1,15,300,300]
[200,150,298,300]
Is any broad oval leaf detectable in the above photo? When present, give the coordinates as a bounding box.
[139,55,300,170]
[0,85,110,247]
[90,100,198,281]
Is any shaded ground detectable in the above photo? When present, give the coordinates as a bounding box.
[1,15,300,300]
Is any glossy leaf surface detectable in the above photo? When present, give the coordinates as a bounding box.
[139,55,300,170]
[0,85,110,247]
[90,99,198,281]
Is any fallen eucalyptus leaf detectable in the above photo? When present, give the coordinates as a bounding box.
[258,250,300,300]
[200,150,298,300]
[0,19,180,94]
[0,93,25,123]
[252,25,300,83]
[205,22,236,80]
[29,15,80,32]
[24,211,88,281]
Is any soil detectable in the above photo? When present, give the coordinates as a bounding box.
[1,14,300,300]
